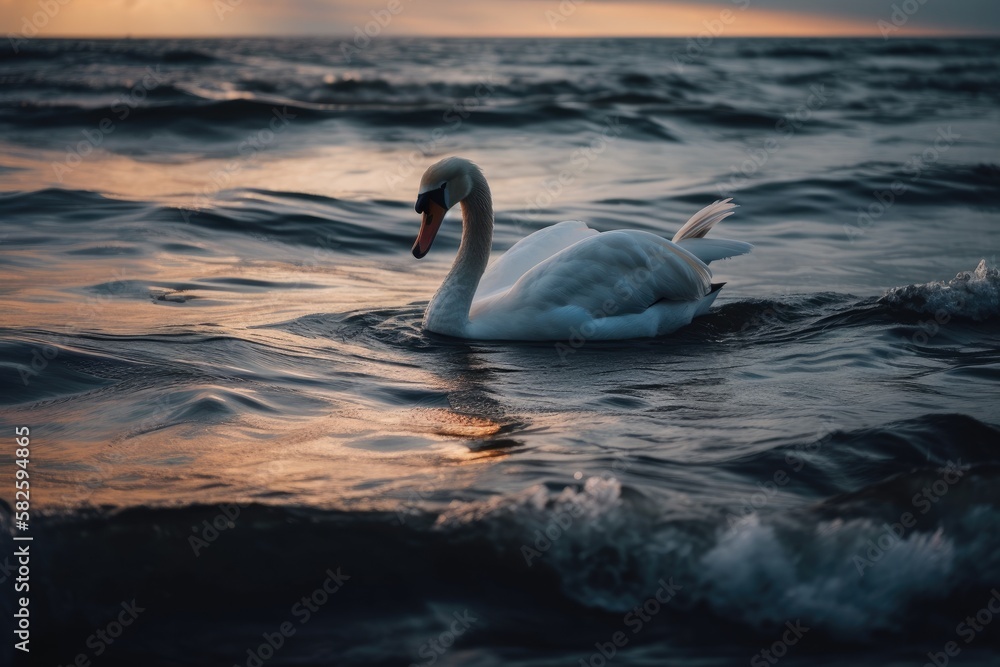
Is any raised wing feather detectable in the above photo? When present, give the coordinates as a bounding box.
[672,198,737,242]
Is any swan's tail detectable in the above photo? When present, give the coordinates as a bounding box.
[672,198,753,264]
[694,282,726,317]
[673,198,738,242]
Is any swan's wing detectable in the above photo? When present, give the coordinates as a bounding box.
[475,220,599,300]
[472,230,712,322]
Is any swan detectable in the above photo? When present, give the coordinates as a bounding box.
[411,157,752,341]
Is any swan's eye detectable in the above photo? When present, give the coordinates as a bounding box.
[415,184,448,214]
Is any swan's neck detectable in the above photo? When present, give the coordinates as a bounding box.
[424,171,493,336]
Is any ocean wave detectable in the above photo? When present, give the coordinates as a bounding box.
[738,44,843,60]
[0,40,222,65]
[0,187,419,256]
[174,189,418,254]
[3,38,997,142]
[882,260,1000,321]
[891,73,1000,97]
[6,413,999,666]
[0,93,626,135]
[435,461,1000,641]
[0,96,330,131]
[0,187,141,221]
[718,414,1000,494]
[0,338,117,405]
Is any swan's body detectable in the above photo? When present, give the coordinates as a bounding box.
[411,157,752,341]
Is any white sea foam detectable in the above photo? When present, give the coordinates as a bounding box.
[882,259,1000,321]
[435,476,999,638]
[698,515,957,638]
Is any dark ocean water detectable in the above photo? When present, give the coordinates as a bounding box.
[1,37,999,666]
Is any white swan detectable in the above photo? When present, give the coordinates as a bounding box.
[411,157,752,341]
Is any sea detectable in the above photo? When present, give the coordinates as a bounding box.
[1,36,999,667]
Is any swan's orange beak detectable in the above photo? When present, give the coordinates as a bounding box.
[412,200,446,259]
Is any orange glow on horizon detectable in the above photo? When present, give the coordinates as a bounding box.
[0,0,984,38]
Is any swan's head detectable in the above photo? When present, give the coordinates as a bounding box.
[412,157,478,259]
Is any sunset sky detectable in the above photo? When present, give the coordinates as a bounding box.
[1,0,998,38]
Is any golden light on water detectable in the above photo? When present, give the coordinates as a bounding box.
[20,384,527,509]
[0,143,391,203]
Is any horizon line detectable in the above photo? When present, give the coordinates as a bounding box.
[13,33,1000,40]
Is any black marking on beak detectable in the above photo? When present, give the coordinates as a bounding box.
[415,185,447,214]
